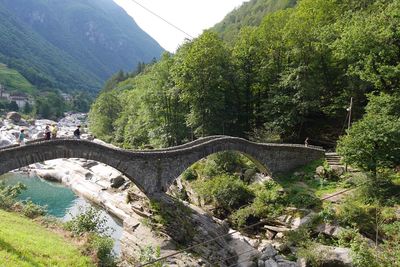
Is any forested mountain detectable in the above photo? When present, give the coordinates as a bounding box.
[212,0,297,43]
[0,0,164,92]
[89,0,400,148]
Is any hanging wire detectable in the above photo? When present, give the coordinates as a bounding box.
[139,179,370,266]
[128,0,194,39]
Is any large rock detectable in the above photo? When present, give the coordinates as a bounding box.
[316,245,352,266]
[265,259,278,267]
[260,244,278,259]
[6,112,21,122]
[316,223,344,237]
[0,139,12,148]
[110,176,126,188]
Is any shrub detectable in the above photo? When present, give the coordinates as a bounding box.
[193,174,254,213]
[139,246,163,267]
[88,234,116,267]
[0,182,26,210]
[181,168,197,181]
[65,206,113,236]
[21,200,47,218]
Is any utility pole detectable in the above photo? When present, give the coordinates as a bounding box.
[345,97,353,172]
[347,97,353,131]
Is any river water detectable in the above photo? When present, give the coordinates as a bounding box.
[0,172,123,255]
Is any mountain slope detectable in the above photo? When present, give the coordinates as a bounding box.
[212,0,297,43]
[0,63,35,94]
[0,0,164,91]
[0,2,102,92]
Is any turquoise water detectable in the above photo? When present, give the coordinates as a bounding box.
[0,172,123,254]
[1,173,79,218]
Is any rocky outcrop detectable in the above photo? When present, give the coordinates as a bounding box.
[6,111,21,122]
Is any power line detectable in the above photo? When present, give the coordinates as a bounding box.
[139,179,369,266]
[128,0,194,39]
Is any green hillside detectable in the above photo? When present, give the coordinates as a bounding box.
[0,209,94,266]
[0,0,164,92]
[212,0,296,43]
[0,63,35,94]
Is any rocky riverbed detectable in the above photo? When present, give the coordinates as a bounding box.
[0,112,353,267]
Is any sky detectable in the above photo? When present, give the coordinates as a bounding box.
[113,0,249,52]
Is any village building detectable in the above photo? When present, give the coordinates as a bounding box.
[0,84,33,109]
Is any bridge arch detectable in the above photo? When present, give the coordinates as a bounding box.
[0,137,325,197]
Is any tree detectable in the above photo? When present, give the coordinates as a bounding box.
[337,93,400,175]
[172,31,237,137]
[88,91,122,142]
[8,101,18,111]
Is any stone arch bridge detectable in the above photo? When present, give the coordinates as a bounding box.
[0,136,324,197]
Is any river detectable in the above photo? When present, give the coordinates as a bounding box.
[0,172,123,255]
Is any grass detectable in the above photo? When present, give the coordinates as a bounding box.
[0,209,94,267]
[0,63,35,94]
[275,159,346,199]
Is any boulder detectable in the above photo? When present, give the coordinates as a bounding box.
[316,223,344,237]
[0,139,12,148]
[110,176,126,188]
[316,245,352,266]
[237,261,256,267]
[6,112,21,122]
[331,165,345,177]
[260,244,278,259]
[265,259,278,267]
[316,166,325,176]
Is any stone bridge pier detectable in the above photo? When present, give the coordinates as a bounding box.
[0,136,324,197]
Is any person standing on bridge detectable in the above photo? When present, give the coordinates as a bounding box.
[44,125,51,140]
[18,129,26,146]
[74,125,81,139]
[51,124,58,139]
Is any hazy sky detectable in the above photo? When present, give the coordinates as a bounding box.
[113,0,248,52]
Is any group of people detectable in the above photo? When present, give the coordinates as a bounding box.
[17,125,82,146]
[44,124,58,140]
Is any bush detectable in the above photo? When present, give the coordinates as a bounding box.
[21,200,47,218]
[0,182,26,210]
[193,174,254,213]
[287,188,321,209]
[139,246,163,267]
[181,168,197,181]
[65,206,113,236]
[87,234,116,267]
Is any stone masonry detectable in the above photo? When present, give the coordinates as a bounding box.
[0,136,324,197]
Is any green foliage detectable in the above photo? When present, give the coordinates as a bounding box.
[212,0,297,43]
[86,234,116,267]
[0,181,26,210]
[193,174,254,213]
[181,168,198,181]
[0,63,35,94]
[88,91,122,142]
[350,236,379,267]
[139,246,163,267]
[337,93,400,174]
[0,209,94,266]
[21,200,47,218]
[0,0,164,92]
[148,199,196,245]
[34,91,66,119]
[64,206,113,236]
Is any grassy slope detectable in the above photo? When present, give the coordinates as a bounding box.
[0,210,94,267]
[0,63,35,94]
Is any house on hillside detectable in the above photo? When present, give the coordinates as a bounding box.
[9,92,31,109]
[0,84,10,100]
[0,84,33,109]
